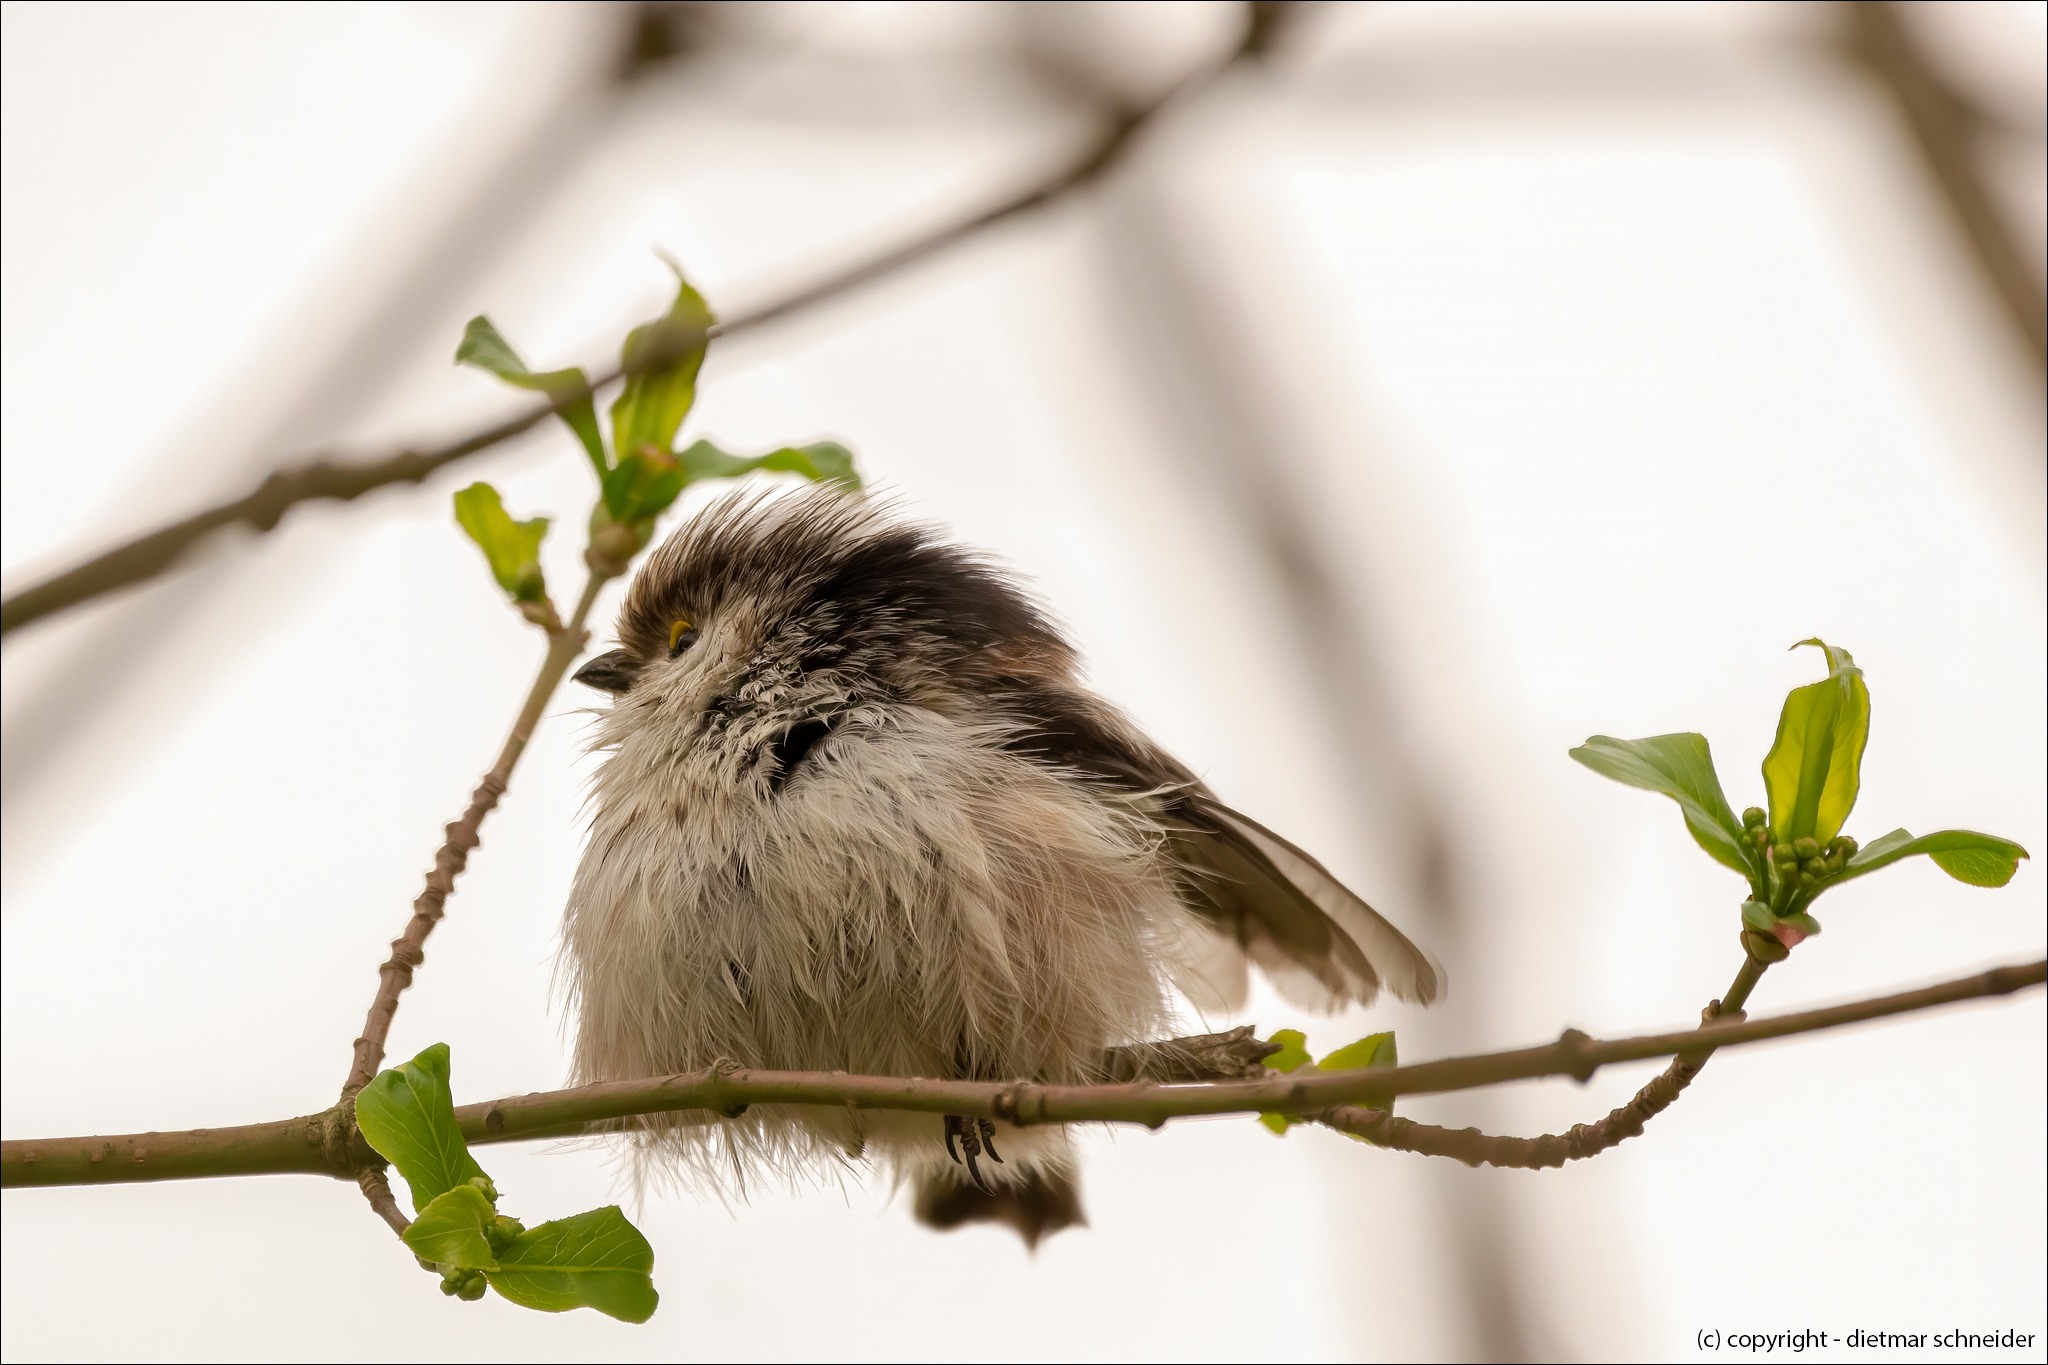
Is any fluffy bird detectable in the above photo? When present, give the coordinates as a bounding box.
[563,485,1438,1245]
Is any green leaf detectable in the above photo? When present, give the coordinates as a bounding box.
[403,1184,499,1272]
[455,316,606,475]
[353,1043,489,1215]
[1834,828,2030,891]
[601,448,689,524]
[1257,1029,1311,1135]
[485,1206,658,1323]
[1319,1031,1398,1118]
[610,266,714,466]
[1262,1029,1312,1074]
[1740,898,1775,933]
[1570,733,1761,888]
[452,483,550,604]
[1761,640,1869,846]
[674,438,861,490]
[1318,1031,1397,1074]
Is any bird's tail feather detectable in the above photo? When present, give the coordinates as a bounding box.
[913,1164,1086,1249]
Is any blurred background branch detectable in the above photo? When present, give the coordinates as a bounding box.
[1842,1,2045,370]
[3,3,2041,1357]
[0,2,1293,644]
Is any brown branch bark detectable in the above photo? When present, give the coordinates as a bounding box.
[1315,957,1770,1169]
[8,958,2037,1189]
[0,12,1286,641]
[340,570,608,1098]
[356,1168,412,1237]
[1320,1047,1708,1168]
[1317,992,1735,1168]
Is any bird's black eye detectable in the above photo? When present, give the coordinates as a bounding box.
[667,619,699,657]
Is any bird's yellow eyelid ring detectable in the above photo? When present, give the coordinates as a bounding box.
[668,619,695,653]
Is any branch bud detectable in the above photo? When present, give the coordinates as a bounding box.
[440,1267,488,1301]
[584,520,641,578]
[1741,928,1792,964]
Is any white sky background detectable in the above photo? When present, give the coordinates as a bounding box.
[2,3,2043,1361]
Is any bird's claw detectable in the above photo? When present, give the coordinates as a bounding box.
[943,1115,1001,1194]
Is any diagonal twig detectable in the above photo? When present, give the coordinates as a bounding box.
[339,570,609,1099]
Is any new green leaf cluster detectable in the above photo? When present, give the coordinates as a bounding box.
[1257,1028,1397,1135]
[1571,640,2027,959]
[450,260,862,606]
[452,485,549,605]
[354,1044,658,1323]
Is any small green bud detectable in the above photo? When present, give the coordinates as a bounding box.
[439,1267,487,1301]
[486,1214,526,1255]
[1741,928,1791,964]
[585,520,640,576]
[1742,807,1766,830]
[465,1175,499,1204]
[1827,835,1858,859]
[1772,843,1796,865]
[1802,856,1828,877]
[1793,837,1819,860]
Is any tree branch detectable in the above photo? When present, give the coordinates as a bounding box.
[1319,1057,1705,1168]
[1841,1,2046,372]
[1317,976,1748,1169]
[0,16,1283,642]
[339,569,608,1098]
[7,958,2036,1190]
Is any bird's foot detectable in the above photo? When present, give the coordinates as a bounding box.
[943,1115,1003,1193]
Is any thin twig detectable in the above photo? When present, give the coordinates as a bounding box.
[0,16,1283,641]
[6,958,2037,1190]
[356,1168,412,1237]
[1315,964,1758,1169]
[340,570,608,1098]
[1319,1049,1708,1168]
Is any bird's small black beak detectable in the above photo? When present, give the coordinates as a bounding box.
[572,648,640,695]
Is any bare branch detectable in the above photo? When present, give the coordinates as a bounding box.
[0,16,1285,641]
[356,1168,412,1238]
[340,569,608,1098]
[1316,989,1739,1169]
[7,958,2037,1190]
[1320,1048,1707,1168]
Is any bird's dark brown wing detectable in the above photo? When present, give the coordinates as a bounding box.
[1168,792,1440,1010]
[993,683,1441,1013]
